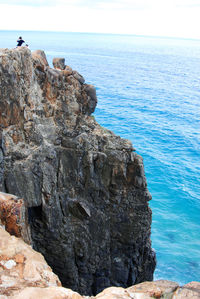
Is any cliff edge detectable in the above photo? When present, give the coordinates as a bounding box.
[0,47,156,295]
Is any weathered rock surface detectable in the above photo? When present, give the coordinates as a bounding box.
[0,192,31,244]
[0,227,61,297]
[53,57,66,70]
[173,281,200,298]
[126,280,179,298]
[0,47,156,295]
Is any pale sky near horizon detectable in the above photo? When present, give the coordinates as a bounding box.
[0,0,200,39]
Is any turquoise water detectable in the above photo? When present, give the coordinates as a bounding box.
[1,30,200,284]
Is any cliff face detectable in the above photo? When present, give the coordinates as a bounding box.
[0,47,156,295]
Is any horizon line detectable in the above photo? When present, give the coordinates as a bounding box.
[0,29,200,42]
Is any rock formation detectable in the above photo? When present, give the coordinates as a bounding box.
[0,47,156,295]
[0,216,199,298]
[0,192,31,244]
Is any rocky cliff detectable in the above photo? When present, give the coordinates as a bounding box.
[0,47,156,295]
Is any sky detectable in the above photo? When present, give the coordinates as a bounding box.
[0,0,200,39]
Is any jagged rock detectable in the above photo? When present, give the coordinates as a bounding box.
[72,70,85,84]
[32,49,49,68]
[62,65,73,77]
[0,192,31,244]
[0,47,156,295]
[53,57,66,70]
[127,280,179,298]
[82,84,97,113]
[95,281,200,298]
[0,227,61,297]
[173,281,200,298]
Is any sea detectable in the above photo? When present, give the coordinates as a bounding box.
[1,30,200,285]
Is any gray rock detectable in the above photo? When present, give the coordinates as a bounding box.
[73,70,85,84]
[0,48,156,296]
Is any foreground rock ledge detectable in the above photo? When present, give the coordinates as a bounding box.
[0,47,156,295]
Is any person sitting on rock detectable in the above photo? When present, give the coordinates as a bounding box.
[16,37,25,47]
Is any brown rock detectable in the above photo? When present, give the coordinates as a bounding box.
[0,227,61,297]
[32,50,49,68]
[173,281,200,298]
[127,280,179,298]
[14,254,25,264]
[95,287,130,298]
[12,286,83,299]
[53,57,65,70]
[0,192,31,244]
[62,67,73,76]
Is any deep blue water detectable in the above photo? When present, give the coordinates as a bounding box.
[1,30,200,285]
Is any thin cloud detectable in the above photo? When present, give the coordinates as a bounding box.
[0,0,153,9]
[1,0,200,9]
[178,4,200,8]
[77,0,152,10]
[0,0,74,6]
[174,0,200,8]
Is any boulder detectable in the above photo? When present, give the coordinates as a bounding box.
[32,50,49,72]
